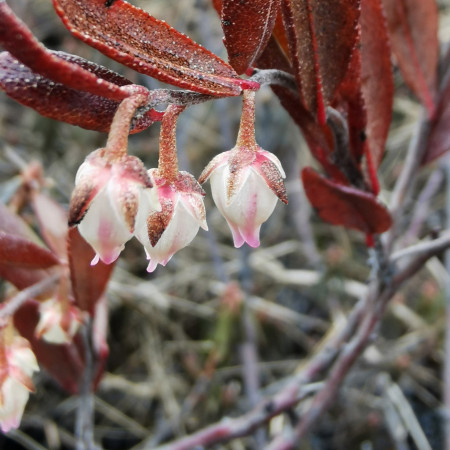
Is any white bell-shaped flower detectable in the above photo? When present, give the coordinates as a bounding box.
[69,149,160,265]
[199,91,287,248]
[135,169,208,272]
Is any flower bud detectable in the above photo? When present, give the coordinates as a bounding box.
[69,149,160,265]
[199,91,287,248]
[35,297,84,344]
[135,169,208,272]
[0,327,39,433]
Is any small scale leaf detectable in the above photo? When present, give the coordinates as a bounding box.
[381,0,438,117]
[53,0,257,96]
[0,52,159,133]
[221,0,281,74]
[302,167,392,234]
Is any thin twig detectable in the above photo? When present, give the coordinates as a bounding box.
[0,272,60,323]
[75,319,99,450]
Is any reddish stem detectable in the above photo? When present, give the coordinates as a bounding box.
[105,94,149,158]
[236,90,257,149]
[158,105,186,182]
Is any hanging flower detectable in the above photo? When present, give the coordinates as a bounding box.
[68,94,160,265]
[134,104,207,272]
[199,91,287,248]
[0,325,39,433]
[135,169,208,272]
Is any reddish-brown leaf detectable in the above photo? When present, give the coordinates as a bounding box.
[68,228,115,315]
[0,231,60,269]
[14,301,84,393]
[0,0,132,101]
[422,81,450,164]
[0,52,159,133]
[281,0,360,124]
[53,0,258,96]
[381,0,438,117]
[221,0,281,74]
[360,0,394,170]
[0,203,52,289]
[302,167,392,234]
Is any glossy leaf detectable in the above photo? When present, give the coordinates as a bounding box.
[68,228,115,315]
[0,0,131,101]
[281,0,360,124]
[0,52,159,133]
[422,81,450,164]
[52,0,258,96]
[302,167,392,234]
[221,0,281,74]
[381,0,438,117]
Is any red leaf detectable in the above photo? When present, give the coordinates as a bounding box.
[53,0,257,96]
[302,167,392,234]
[422,81,450,164]
[221,0,281,74]
[68,228,115,315]
[0,203,53,289]
[359,0,394,170]
[381,0,438,117]
[0,0,131,101]
[0,231,60,269]
[0,52,159,133]
[281,0,360,124]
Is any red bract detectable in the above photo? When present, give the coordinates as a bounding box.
[281,0,360,125]
[220,0,282,74]
[52,0,258,96]
[381,0,438,118]
[302,168,392,235]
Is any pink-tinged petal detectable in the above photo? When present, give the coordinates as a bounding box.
[77,184,133,265]
[198,151,231,184]
[136,198,203,272]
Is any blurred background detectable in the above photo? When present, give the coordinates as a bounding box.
[1,0,450,448]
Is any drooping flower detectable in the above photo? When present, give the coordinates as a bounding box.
[199,90,287,248]
[69,149,160,265]
[68,94,160,265]
[134,104,207,272]
[0,325,39,433]
[135,169,208,272]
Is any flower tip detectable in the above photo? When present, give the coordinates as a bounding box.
[90,254,100,266]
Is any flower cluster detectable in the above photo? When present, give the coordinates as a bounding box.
[69,92,287,271]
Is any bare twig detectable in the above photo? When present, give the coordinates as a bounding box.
[75,319,100,450]
[0,272,60,323]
